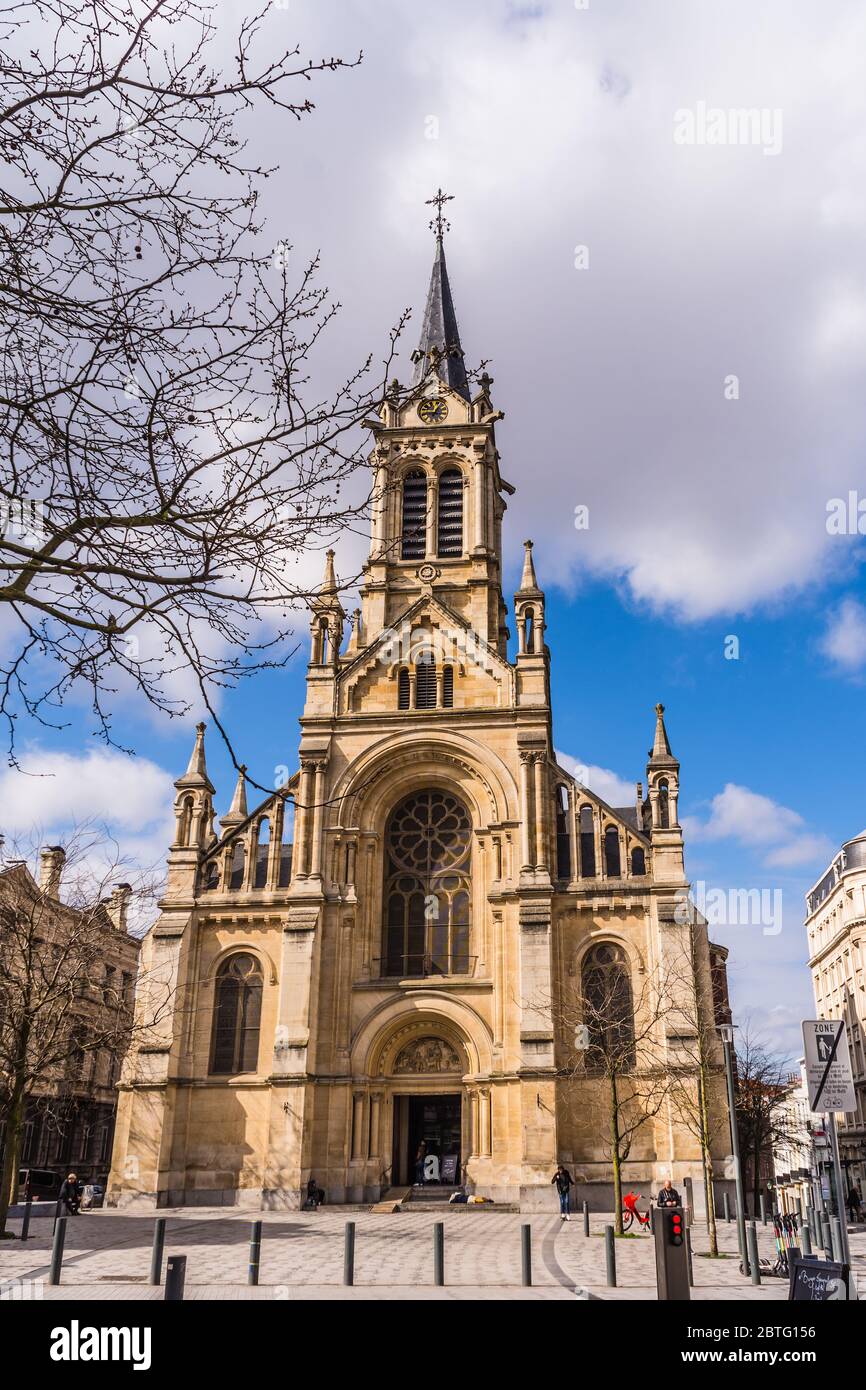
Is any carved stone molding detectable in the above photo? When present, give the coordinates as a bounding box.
[393,1036,462,1075]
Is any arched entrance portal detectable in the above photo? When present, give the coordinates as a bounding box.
[389,1036,464,1186]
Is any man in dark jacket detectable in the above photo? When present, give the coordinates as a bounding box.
[657,1178,681,1207]
[551,1165,574,1220]
[58,1173,80,1216]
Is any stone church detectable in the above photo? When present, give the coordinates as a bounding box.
[108,216,732,1211]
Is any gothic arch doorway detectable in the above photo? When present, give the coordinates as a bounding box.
[388,1035,464,1187]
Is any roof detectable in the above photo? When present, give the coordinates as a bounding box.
[411,236,470,400]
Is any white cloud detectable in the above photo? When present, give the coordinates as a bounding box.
[237,0,866,622]
[819,596,866,672]
[684,782,834,869]
[555,750,635,807]
[0,749,175,914]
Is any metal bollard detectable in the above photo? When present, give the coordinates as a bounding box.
[747,1222,761,1286]
[800,1222,812,1257]
[723,1191,731,1223]
[830,1217,844,1263]
[150,1217,166,1285]
[433,1221,444,1286]
[344,1221,355,1287]
[20,1198,33,1242]
[248,1219,262,1286]
[649,1204,655,1235]
[582,1200,589,1237]
[164,1254,186,1301]
[686,1228,694,1287]
[49,1215,66,1286]
[521,1223,532,1286]
[759,1192,767,1225]
[605,1224,616,1287]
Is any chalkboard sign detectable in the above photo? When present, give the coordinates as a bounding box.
[441,1154,459,1184]
[788,1255,849,1301]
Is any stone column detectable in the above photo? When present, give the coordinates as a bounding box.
[372,458,388,555]
[566,786,577,882]
[346,838,357,892]
[351,1092,365,1162]
[425,477,435,557]
[493,834,503,881]
[435,666,444,708]
[267,796,286,889]
[408,670,417,709]
[519,752,533,872]
[469,1089,479,1156]
[474,459,486,550]
[533,754,547,870]
[480,1088,492,1156]
[516,614,526,655]
[309,761,326,880]
[369,1092,382,1159]
[293,763,312,878]
[593,808,603,880]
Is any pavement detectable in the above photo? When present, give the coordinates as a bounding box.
[1,1207,863,1301]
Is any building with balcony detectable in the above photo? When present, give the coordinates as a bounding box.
[805,831,866,1195]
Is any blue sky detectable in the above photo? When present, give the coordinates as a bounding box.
[4,0,866,1061]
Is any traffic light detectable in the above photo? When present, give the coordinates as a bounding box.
[669,1209,684,1246]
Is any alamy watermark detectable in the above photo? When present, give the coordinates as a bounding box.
[676,881,782,936]
[1,496,46,542]
[674,103,783,157]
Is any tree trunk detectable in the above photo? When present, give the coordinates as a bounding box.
[0,1084,26,1238]
[697,1065,719,1256]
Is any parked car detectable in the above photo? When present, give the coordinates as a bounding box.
[18,1167,61,1202]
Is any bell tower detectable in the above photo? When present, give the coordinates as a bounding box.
[360,191,514,657]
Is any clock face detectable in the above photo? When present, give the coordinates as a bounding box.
[418,397,448,424]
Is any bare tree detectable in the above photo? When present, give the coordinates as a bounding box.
[0,829,167,1237]
[735,1023,796,1210]
[0,0,409,773]
[554,948,677,1235]
[664,922,729,1256]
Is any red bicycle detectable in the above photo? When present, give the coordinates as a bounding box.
[622,1190,651,1232]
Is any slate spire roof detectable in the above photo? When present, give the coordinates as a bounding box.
[411,232,470,400]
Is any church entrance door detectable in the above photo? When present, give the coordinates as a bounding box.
[392,1094,461,1187]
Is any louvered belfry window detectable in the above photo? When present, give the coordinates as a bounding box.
[415,652,436,709]
[401,470,427,559]
[437,469,463,556]
[398,668,410,709]
[442,664,454,708]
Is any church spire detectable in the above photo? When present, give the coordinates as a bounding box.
[518,539,542,595]
[220,765,249,830]
[411,190,470,401]
[648,701,677,767]
[175,721,213,791]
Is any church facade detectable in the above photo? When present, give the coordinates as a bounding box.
[108,222,732,1210]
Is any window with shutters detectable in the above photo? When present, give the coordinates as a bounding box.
[415,652,436,709]
[210,953,263,1074]
[437,469,463,556]
[401,470,427,559]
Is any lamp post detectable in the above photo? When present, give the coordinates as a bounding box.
[717,1022,749,1275]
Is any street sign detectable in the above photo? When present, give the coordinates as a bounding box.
[802,1019,856,1114]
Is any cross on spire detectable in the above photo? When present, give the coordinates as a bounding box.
[426,187,454,241]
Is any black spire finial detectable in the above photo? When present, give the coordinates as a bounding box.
[426,187,454,241]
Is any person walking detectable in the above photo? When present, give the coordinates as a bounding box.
[551,1164,574,1220]
[657,1177,681,1207]
[846,1185,862,1224]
